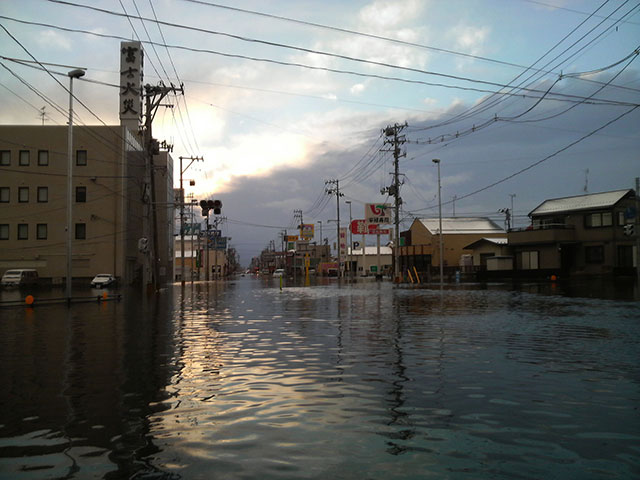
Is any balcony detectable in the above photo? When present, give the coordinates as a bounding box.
[508,223,576,245]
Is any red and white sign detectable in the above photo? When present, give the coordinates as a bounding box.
[339,227,348,256]
[351,219,390,235]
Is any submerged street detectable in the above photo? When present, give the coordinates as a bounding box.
[1,277,639,479]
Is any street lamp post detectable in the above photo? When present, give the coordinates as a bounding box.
[66,68,85,303]
[346,201,352,279]
[433,159,443,286]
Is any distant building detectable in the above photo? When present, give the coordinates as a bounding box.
[462,238,509,269]
[399,217,505,277]
[348,245,392,276]
[0,125,174,286]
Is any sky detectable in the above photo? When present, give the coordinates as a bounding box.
[1,0,639,265]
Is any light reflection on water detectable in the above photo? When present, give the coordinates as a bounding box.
[0,277,639,479]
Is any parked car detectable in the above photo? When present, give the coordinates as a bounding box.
[272,269,285,277]
[1,269,39,288]
[90,274,116,288]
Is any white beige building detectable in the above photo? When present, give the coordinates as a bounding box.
[0,125,174,286]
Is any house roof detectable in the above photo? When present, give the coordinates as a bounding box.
[463,237,508,250]
[417,217,505,235]
[530,189,634,216]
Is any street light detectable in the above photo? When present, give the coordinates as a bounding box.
[432,159,443,286]
[346,200,352,279]
[66,68,85,303]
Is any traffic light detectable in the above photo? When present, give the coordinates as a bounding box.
[200,199,209,216]
[623,223,634,236]
[200,199,222,216]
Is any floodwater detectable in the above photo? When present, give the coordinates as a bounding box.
[0,277,639,479]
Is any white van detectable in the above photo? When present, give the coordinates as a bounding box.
[1,269,39,288]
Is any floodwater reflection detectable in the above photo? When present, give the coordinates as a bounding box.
[0,278,639,479]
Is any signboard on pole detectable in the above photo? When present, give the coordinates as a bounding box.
[339,227,348,257]
[351,219,390,235]
[119,41,143,132]
[364,203,391,225]
[300,223,315,240]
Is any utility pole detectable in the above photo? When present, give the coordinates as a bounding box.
[143,82,184,292]
[325,179,343,277]
[179,156,203,285]
[382,122,407,282]
[636,177,640,286]
[509,194,516,229]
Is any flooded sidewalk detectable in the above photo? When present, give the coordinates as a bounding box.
[1,277,639,479]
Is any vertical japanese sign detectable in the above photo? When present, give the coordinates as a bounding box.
[364,203,391,225]
[339,227,348,257]
[119,41,143,131]
[285,235,299,250]
[300,223,315,240]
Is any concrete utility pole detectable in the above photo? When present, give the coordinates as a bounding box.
[325,179,343,277]
[143,82,184,292]
[433,159,443,286]
[346,200,352,279]
[179,156,203,285]
[636,177,640,286]
[509,194,516,229]
[382,122,407,282]
[66,68,85,303]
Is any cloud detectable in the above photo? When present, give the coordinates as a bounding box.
[34,30,72,50]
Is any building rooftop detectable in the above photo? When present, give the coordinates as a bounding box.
[530,189,634,216]
[463,237,508,250]
[418,217,504,235]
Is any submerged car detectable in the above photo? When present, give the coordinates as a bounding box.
[272,269,285,277]
[1,269,39,288]
[90,274,116,288]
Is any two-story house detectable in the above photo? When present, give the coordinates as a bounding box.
[508,189,637,276]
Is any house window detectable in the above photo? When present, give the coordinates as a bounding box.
[17,223,28,240]
[0,224,8,240]
[18,187,29,203]
[585,212,613,228]
[19,150,30,166]
[0,151,10,166]
[38,150,49,166]
[37,223,47,240]
[75,223,86,240]
[521,251,539,270]
[585,245,604,264]
[617,211,625,226]
[76,186,86,203]
[0,187,8,203]
[37,187,48,203]
[76,150,87,166]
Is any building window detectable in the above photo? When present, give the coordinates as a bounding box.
[585,245,604,264]
[0,151,10,166]
[37,187,48,203]
[0,224,8,240]
[585,212,613,228]
[75,223,86,240]
[76,150,87,166]
[617,211,625,226]
[38,150,49,166]
[37,223,47,240]
[18,187,29,203]
[0,187,8,203]
[17,223,28,240]
[19,150,30,166]
[76,186,87,203]
[521,251,539,270]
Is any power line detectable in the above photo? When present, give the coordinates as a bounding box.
[27,4,636,105]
